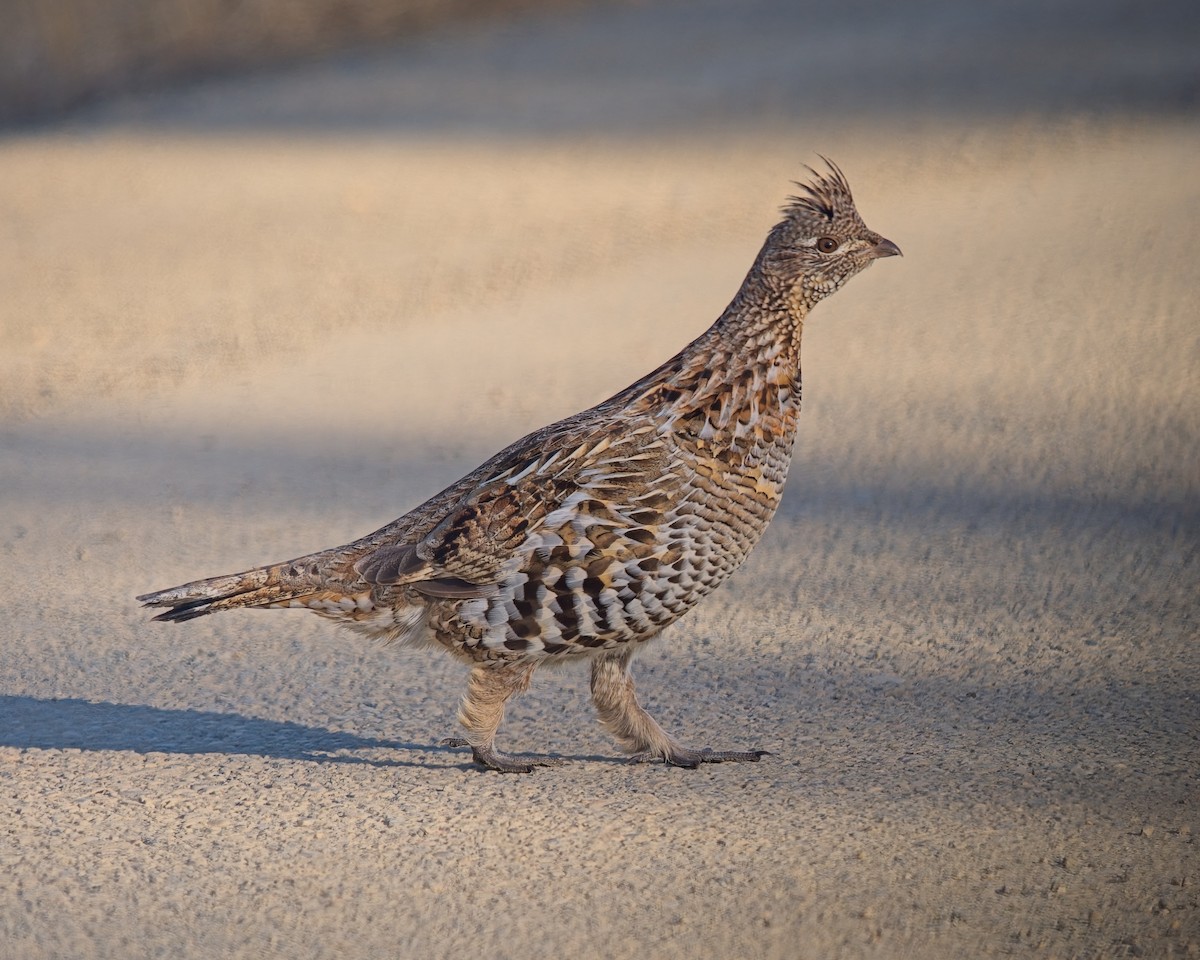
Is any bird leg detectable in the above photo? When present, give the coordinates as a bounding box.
[444,662,565,773]
[590,648,767,767]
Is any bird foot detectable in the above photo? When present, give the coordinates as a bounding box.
[627,746,770,768]
[440,737,566,774]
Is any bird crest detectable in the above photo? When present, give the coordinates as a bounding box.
[782,158,857,226]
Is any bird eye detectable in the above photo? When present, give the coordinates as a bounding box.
[816,237,839,254]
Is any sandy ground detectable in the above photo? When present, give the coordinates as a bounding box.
[2,1,1198,957]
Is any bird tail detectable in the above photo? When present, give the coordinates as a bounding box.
[137,559,325,623]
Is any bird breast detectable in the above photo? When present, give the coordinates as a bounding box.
[425,354,802,663]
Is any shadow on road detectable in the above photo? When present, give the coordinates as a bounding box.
[0,694,450,768]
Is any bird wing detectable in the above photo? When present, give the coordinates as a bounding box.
[354,416,670,596]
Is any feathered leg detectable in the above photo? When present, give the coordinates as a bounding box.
[590,647,767,767]
[443,662,564,773]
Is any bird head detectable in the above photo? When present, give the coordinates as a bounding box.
[761,159,901,311]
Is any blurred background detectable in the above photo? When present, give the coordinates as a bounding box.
[6,0,1198,124]
[2,0,564,123]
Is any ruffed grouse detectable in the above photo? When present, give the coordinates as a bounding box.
[140,161,900,772]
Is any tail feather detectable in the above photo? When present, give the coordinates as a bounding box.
[138,564,321,623]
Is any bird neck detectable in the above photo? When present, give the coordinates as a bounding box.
[721,267,805,344]
[632,272,802,423]
[614,263,805,419]
[690,265,805,380]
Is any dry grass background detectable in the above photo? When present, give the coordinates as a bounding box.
[1,1,1198,958]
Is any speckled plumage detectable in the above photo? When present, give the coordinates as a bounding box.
[139,161,900,772]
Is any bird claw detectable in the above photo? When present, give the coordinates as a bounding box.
[440,737,566,774]
[626,747,770,767]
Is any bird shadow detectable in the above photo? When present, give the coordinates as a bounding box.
[0,694,737,778]
[0,695,460,769]
[0,695,640,772]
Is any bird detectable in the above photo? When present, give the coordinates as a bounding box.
[139,160,900,773]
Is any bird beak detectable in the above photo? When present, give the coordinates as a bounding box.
[870,237,903,259]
